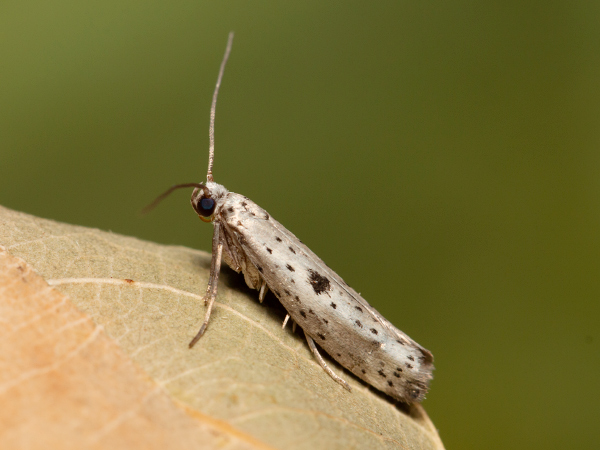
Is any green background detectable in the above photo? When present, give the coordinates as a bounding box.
[1,1,598,448]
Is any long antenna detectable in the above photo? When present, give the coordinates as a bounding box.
[207,31,234,183]
[141,183,207,215]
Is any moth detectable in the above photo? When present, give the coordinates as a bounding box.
[146,32,434,403]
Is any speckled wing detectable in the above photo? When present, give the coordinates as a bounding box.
[220,193,433,403]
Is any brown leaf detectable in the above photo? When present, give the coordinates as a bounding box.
[0,205,444,450]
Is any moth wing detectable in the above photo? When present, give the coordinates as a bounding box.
[266,215,434,362]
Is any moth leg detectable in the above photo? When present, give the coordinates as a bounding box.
[201,235,221,305]
[282,314,290,329]
[305,332,351,392]
[292,321,297,333]
[189,222,223,348]
[258,279,268,303]
[202,277,213,306]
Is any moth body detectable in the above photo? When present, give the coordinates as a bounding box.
[191,181,434,403]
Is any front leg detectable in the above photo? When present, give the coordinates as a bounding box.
[189,221,223,348]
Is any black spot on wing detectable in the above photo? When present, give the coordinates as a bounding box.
[407,355,415,361]
[355,306,363,313]
[370,328,378,335]
[276,237,282,242]
[378,369,386,378]
[257,265,263,273]
[317,333,326,340]
[286,264,295,272]
[406,363,413,369]
[419,352,433,364]
[388,380,394,387]
[266,247,272,254]
[300,310,307,318]
[355,320,363,328]
[330,302,337,309]
[288,246,296,254]
[307,269,331,295]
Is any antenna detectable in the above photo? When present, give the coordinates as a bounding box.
[207,31,234,183]
[141,183,207,215]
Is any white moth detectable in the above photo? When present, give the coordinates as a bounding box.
[147,32,434,403]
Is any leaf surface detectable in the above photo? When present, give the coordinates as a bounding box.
[0,205,444,450]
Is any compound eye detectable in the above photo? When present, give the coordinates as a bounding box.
[198,197,216,222]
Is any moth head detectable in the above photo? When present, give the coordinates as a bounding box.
[191,185,216,222]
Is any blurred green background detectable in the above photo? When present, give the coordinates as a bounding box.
[1,1,598,448]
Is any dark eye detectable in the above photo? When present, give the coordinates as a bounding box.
[199,198,216,217]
